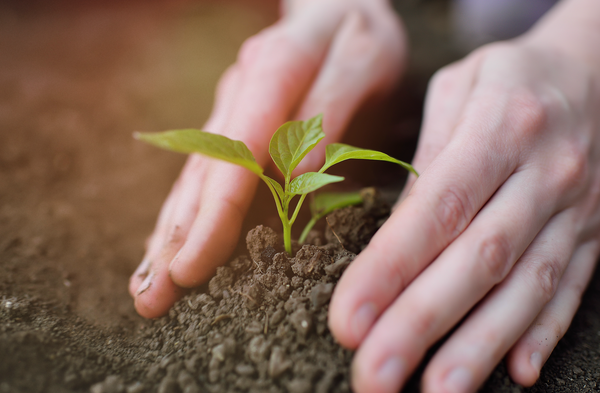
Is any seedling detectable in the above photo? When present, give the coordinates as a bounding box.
[135,114,417,255]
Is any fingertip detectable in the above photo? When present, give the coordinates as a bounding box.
[168,202,243,289]
[351,349,407,393]
[169,256,215,289]
[328,262,378,349]
[129,258,151,297]
[134,270,186,319]
[129,274,144,298]
[328,292,361,349]
[506,346,541,387]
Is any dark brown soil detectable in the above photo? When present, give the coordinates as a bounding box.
[1,1,600,393]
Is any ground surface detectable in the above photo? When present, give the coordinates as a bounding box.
[1,1,599,392]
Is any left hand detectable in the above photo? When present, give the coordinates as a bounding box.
[329,7,600,392]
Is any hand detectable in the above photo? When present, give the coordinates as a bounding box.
[128,0,407,318]
[329,15,600,393]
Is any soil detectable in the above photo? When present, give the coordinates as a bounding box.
[1,1,600,393]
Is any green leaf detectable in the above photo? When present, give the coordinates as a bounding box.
[320,143,418,177]
[288,172,344,195]
[134,129,263,175]
[269,114,325,179]
[311,190,363,216]
[261,175,284,200]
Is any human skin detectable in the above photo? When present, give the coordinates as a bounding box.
[128,0,407,318]
[129,0,600,391]
[328,0,600,392]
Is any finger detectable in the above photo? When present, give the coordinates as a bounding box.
[221,13,351,154]
[346,163,565,393]
[129,174,182,297]
[164,20,345,292]
[293,10,406,174]
[506,238,600,386]
[129,64,242,299]
[329,83,540,348]
[168,161,256,286]
[398,53,483,202]
[419,209,577,393]
[132,64,243,318]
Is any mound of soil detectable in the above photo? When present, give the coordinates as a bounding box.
[1,199,389,393]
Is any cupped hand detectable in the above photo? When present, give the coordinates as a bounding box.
[329,16,600,393]
[128,0,407,318]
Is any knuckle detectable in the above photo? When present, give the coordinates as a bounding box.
[367,239,409,292]
[477,232,512,283]
[218,195,246,224]
[381,255,408,293]
[166,225,184,247]
[525,258,562,303]
[542,314,564,342]
[406,306,437,337]
[236,27,312,89]
[237,28,283,70]
[554,146,589,193]
[433,185,472,238]
[214,65,239,99]
[569,281,588,303]
[508,89,547,141]
[429,65,460,96]
[237,33,265,68]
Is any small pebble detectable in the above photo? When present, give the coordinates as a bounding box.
[235,364,256,377]
[159,355,173,369]
[270,309,285,326]
[290,308,313,338]
[177,370,200,393]
[126,382,144,393]
[157,376,179,393]
[245,320,263,335]
[212,344,226,362]
[247,335,271,364]
[287,378,312,393]
[269,346,292,378]
[208,369,220,384]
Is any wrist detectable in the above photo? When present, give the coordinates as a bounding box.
[522,0,600,71]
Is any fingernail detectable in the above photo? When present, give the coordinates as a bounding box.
[443,367,473,393]
[136,271,154,296]
[134,258,151,277]
[351,303,377,342]
[170,248,183,269]
[377,356,406,390]
[530,352,542,372]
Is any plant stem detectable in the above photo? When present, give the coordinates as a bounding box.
[282,220,292,255]
[282,194,292,256]
[259,175,283,215]
[289,193,308,226]
[299,216,319,244]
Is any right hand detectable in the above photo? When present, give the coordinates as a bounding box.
[128,0,408,318]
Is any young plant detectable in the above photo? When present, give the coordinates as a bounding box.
[135,114,417,255]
